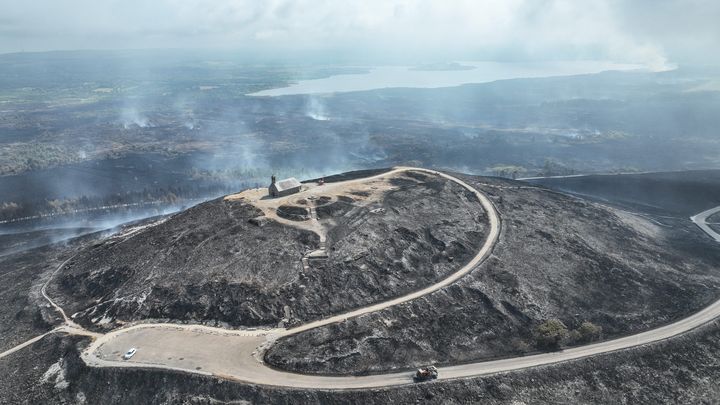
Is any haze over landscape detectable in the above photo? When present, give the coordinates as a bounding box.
[1,1,720,404]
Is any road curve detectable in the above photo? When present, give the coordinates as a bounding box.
[691,206,720,242]
[80,289,720,389]
[80,167,501,387]
[12,168,720,390]
[78,170,720,389]
[282,167,500,336]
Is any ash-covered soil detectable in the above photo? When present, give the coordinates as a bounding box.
[5,320,720,404]
[4,168,720,404]
[709,211,720,223]
[276,205,310,221]
[47,198,319,329]
[526,169,720,216]
[0,227,97,257]
[0,228,109,352]
[266,175,720,375]
[302,168,393,184]
[315,171,486,304]
[48,171,487,329]
[0,247,57,352]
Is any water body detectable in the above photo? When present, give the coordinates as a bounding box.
[249,61,645,97]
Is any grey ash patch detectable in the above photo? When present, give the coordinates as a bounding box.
[0,247,58,352]
[316,197,355,219]
[276,205,310,221]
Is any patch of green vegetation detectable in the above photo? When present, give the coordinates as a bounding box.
[571,321,603,343]
[534,319,604,350]
[533,319,569,349]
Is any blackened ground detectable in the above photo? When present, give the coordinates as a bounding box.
[0,334,84,404]
[525,169,720,216]
[304,171,486,321]
[5,320,720,404]
[266,174,720,374]
[0,227,99,257]
[276,205,310,221]
[48,198,320,329]
[302,168,393,184]
[0,246,57,352]
[0,226,131,353]
[316,196,355,219]
[0,225,117,351]
[0,226,110,352]
[48,172,487,331]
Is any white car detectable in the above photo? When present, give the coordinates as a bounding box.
[122,348,137,360]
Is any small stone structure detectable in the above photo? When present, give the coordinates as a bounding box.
[269,175,301,198]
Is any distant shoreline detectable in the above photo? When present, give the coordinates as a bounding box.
[248,60,645,96]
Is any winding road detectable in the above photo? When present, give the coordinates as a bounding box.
[78,167,501,387]
[691,205,720,242]
[4,167,720,390]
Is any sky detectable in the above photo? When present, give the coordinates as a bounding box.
[0,0,717,67]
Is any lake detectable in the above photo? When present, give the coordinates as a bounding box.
[249,61,645,97]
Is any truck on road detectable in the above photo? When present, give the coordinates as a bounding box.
[413,365,438,382]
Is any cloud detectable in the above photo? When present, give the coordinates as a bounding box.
[0,0,716,66]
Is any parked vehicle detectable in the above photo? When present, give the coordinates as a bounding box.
[122,347,137,360]
[413,365,438,382]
